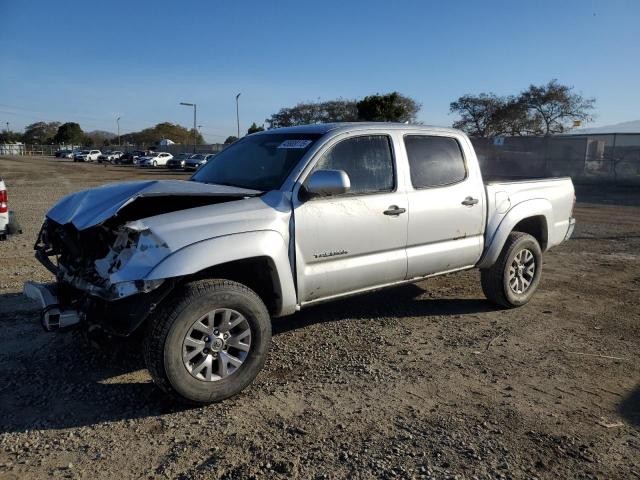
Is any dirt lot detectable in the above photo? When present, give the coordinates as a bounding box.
[0,155,638,479]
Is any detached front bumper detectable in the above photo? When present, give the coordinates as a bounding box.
[23,281,81,331]
[23,279,175,336]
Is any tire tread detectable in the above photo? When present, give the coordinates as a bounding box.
[481,231,538,308]
[143,279,266,404]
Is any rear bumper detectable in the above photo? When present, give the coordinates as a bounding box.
[0,211,22,240]
[565,217,576,240]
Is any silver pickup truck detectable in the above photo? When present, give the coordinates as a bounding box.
[24,123,575,403]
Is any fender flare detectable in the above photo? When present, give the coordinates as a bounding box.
[477,198,552,269]
[145,230,297,316]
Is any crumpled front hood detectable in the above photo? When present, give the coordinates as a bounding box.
[46,180,261,230]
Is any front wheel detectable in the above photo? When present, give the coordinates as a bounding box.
[481,232,542,308]
[143,279,271,404]
[152,160,157,167]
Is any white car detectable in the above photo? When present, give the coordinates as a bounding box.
[73,150,102,162]
[0,178,21,240]
[138,152,173,167]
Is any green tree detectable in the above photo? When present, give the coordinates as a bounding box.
[266,99,358,128]
[450,80,595,137]
[224,135,238,144]
[356,92,420,123]
[0,130,23,143]
[23,121,60,144]
[53,122,85,144]
[121,123,204,146]
[519,79,595,135]
[450,93,504,137]
[247,122,265,134]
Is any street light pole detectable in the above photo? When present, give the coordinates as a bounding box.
[180,102,197,153]
[116,116,121,147]
[236,93,241,139]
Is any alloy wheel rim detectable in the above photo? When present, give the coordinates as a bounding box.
[508,248,536,294]
[182,308,252,382]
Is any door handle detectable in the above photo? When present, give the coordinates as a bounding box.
[461,196,479,206]
[383,205,406,216]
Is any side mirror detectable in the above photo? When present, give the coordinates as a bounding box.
[304,169,350,198]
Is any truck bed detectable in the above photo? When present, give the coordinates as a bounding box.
[483,176,575,254]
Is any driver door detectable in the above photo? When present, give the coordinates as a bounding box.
[293,134,408,303]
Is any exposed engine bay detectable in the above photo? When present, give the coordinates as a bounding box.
[29,179,262,334]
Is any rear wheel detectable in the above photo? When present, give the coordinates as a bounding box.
[481,232,542,308]
[143,279,271,404]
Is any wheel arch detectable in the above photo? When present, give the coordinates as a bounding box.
[145,230,297,316]
[478,199,552,269]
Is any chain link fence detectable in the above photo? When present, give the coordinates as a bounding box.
[3,134,640,185]
[471,133,640,185]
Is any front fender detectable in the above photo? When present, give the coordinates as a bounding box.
[145,230,296,316]
[477,198,552,269]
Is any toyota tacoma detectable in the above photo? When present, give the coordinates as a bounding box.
[24,123,576,404]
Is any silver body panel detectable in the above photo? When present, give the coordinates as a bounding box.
[34,123,575,318]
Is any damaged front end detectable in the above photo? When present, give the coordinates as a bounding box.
[29,218,173,333]
[23,179,261,334]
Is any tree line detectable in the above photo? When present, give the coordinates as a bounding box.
[0,121,205,146]
[0,81,595,145]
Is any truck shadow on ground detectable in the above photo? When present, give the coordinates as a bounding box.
[0,284,498,433]
[272,283,496,336]
[619,384,640,427]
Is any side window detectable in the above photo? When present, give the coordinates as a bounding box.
[312,135,394,195]
[404,135,467,188]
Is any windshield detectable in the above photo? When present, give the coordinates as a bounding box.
[192,133,323,190]
[190,154,205,160]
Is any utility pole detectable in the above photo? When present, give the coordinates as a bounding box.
[236,93,241,139]
[5,122,8,132]
[116,116,121,147]
[180,102,197,153]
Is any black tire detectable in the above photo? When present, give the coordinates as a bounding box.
[143,279,271,404]
[481,232,542,308]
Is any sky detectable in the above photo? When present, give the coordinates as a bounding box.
[1,0,639,142]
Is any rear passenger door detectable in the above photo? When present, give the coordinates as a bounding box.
[403,134,485,279]
[293,134,408,303]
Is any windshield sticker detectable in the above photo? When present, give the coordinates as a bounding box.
[278,139,313,149]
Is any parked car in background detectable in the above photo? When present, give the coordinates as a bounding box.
[138,152,173,167]
[55,149,75,159]
[0,178,21,240]
[117,150,149,165]
[184,153,215,171]
[73,150,101,162]
[98,150,124,163]
[166,153,192,170]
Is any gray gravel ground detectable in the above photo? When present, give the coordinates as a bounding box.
[0,156,638,479]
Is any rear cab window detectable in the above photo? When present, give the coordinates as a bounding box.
[404,135,467,188]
